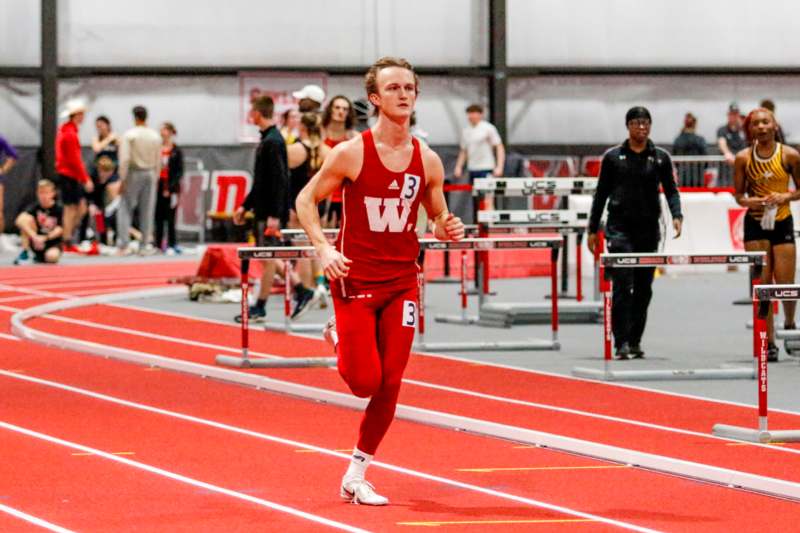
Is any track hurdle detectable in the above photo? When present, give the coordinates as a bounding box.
[572,251,766,381]
[476,209,602,324]
[473,176,597,301]
[713,284,800,443]
[416,236,563,352]
[252,228,337,334]
[216,245,338,369]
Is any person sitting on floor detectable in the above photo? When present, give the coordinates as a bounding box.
[15,179,64,265]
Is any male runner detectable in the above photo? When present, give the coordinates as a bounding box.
[296,57,464,505]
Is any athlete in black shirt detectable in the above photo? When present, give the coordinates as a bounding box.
[15,179,64,264]
[588,107,683,359]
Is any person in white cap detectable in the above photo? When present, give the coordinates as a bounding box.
[293,84,326,113]
[55,99,93,252]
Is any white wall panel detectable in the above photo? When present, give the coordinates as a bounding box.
[509,76,800,145]
[0,80,41,145]
[509,0,800,67]
[58,0,487,67]
[0,0,40,66]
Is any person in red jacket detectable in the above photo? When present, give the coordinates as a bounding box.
[55,99,93,251]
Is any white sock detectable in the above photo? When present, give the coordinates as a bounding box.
[343,447,373,482]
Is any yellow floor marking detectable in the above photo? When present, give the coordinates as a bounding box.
[398,518,595,527]
[512,445,539,449]
[457,465,630,473]
[72,451,135,457]
[726,442,787,447]
[294,448,352,454]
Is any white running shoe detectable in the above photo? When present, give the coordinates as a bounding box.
[314,284,329,309]
[340,478,388,506]
[322,317,338,352]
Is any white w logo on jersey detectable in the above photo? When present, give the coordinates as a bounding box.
[364,196,411,233]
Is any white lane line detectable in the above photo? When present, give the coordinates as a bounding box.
[24,306,800,456]
[14,277,169,291]
[0,420,367,533]
[0,369,658,533]
[114,302,800,419]
[0,333,21,342]
[0,503,75,533]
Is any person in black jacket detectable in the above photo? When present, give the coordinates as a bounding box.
[154,122,184,254]
[587,106,683,360]
[232,95,292,322]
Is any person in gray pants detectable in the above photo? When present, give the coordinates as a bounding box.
[117,105,161,254]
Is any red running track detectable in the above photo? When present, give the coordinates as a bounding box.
[3,337,800,531]
[29,301,800,485]
[1,261,800,530]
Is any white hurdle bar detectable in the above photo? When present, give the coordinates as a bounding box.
[419,236,563,351]
[713,285,800,443]
[573,251,766,381]
[472,176,597,197]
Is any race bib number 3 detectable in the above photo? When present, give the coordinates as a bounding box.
[402,300,417,328]
[401,173,421,202]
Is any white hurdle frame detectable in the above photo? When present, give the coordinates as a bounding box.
[573,251,766,381]
[417,236,563,352]
[713,284,800,443]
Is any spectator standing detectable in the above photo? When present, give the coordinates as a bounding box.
[117,105,162,255]
[321,95,357,228]
[154,122,184,254]
[55,99,93,252]
[293,84,326,113]
[760,99,786,144]
[717,103,747,184]
[288,112,332,315]
[453,103,505,181]
[232,95,296,323]
[673,112,708,186]
[14,179,63,265]
[280,108,301,144]
[587,106,683,360]
[91,116,119,166]
[0,134,19,248]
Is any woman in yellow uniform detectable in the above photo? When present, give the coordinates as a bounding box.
[734,108,800,361]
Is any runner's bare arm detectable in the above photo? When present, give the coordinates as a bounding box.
[296,139,361,279]
[420,146,464,241]
[733,149,763,210]
[779,145,800,204]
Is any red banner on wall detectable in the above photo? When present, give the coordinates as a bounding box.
[728,207,747,250]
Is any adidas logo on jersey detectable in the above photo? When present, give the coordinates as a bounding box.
[763,171,774,178]
[388,180,400,190]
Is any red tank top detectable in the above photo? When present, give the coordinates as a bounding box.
[326,137,346,203]
[335,129,426,294]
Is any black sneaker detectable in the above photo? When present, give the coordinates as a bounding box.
[234,305,266,323]
[13,249,30,266]
[614,343,630,360]
[767,343,779,363]
[629,344,645,359]
[291,288,315,319]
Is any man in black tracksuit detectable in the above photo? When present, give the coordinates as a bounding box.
[587,106,683,359]
[232,95,289,322]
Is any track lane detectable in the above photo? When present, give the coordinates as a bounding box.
[0,365,636,532]
[0,428,351,533]
[2,338,799,531]
[28,305,800,485]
